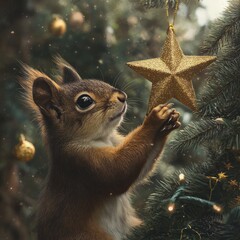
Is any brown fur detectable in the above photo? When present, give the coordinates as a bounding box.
[20,58,180,240]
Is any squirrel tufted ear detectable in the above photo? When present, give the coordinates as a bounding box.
[54,56,82,84]
[63,65,82,84]
[33,77,61,116]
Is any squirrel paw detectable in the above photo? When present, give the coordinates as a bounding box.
[144,103,179,130]
[161,109,181,133]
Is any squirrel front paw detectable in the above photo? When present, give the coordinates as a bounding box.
[161,108,181,134]
[143,103,178,131]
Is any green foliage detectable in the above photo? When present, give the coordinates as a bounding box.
[129,1,240,239]
[129,161,240,240]
[201,0,240,55]
[129,169,220,240]
[197,60,240,119]
[198,1,240,119]
[171,118,240,151]
[170,119,223,151]
[213,206,240,240]
[171,0,240,151]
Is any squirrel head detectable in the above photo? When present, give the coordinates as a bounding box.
[21,57,127,142]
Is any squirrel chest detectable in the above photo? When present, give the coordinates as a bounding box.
[90,137,140,239]
[38,136,140,240]
[99,193,138,240]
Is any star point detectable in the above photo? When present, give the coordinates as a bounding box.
[127,27,216,112]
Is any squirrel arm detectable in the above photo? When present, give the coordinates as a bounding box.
[135,133,168,183]
[64,124,157,195]
[135,111,181,183]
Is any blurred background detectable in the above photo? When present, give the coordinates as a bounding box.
[0,0,227,239]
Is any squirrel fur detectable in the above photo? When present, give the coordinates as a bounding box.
[21,57,180,240]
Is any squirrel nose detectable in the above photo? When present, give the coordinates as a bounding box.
[117,91,127,103]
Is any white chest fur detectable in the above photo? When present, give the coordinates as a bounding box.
[99,193,136,240]
[89,132,138,239]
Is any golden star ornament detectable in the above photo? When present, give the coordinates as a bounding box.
[127,27,216,112]
[218,172,228,180]
[229,180,238,187]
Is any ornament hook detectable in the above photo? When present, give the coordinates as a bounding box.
[165,0,180,28]
[19,134,25,144]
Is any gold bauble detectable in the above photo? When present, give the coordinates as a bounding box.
[127,26,216,112]
[14,134,35,162]
[69,11,85,30]
[127,16,138,26]
[49,16,67,37]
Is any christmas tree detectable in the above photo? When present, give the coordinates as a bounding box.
[128,1,240,239]
[0,0,238,239]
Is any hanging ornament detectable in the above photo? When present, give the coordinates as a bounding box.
[127,1,216,112]
[49,15,67,37]
[127,16,138,26]
[69,11,85,30]
[127,26,216,112]
[14,134,35,162]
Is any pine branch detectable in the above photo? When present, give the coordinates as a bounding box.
[201,0,240,55]
[170,120,228,151]
[214,207,240,240]
[171,117,240,151]
[226,206,240,225]
[198,2,240,118]
[128,168,226,240]
[197,59,240,118]
[128,155,240,239]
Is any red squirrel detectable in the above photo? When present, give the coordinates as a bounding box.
[21,57,180,240]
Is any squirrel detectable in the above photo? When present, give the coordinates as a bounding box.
[21,57,180,240]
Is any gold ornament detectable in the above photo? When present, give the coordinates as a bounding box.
[127,26,216,112]
[14,134,35,162]
[127,16,138,26]
[218,172,228,180]
[224,162,233,170]
[69,11,85,30]
[49,15,67,37]
[229,180,238,188]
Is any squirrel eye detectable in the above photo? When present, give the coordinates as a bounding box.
[76,94,94,110]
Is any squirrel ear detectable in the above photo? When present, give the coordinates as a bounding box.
[63,65,82,84]
[33,77,61,116]
[54,56,82,84]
